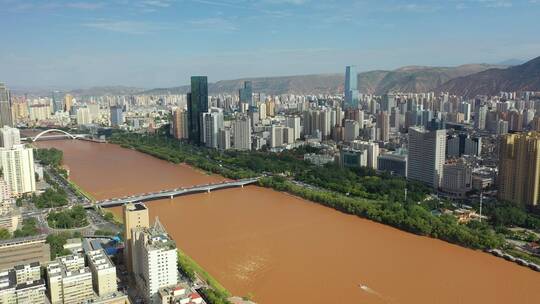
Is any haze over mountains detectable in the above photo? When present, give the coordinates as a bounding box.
[16,57,539,98]
[141,63,504,96]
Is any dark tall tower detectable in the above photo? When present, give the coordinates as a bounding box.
[0,83,13,127]
[239,81,253,108]
[187,76,209,145]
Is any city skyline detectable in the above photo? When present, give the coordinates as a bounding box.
[1,0,540,89]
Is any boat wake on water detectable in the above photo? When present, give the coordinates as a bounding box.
[358,284,396,303]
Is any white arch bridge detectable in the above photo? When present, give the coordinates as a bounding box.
[22,129,90,142]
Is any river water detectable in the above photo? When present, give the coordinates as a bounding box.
[37,140,540,304]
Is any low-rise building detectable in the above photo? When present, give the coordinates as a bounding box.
[0,264,46,304]
[0,235,50,271]
[46,254,94,304]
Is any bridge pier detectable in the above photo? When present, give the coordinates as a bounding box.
[207,189,211,193]
[241,184,244,188]
[170,195,173,199]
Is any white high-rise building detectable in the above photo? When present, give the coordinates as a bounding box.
[343,120,359,142]
[286,116,301,141]
[132,219,179,304]
[351,140,380,170]
[407,127,446,188]
[76,107,91,125]
[202,107,224,149]
[0,145,36,196]
[0,126,21,149]
[270,125,284,148]
[232,115,251,150]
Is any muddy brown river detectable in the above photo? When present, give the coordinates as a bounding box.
[37,140,540,304]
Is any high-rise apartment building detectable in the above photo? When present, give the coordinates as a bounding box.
[202,107,224,149]
[109,106,123,127]
[76,107,91,126]
[0,126,21,149]
[187,76,209,145]
[123,203,150,274]
[232,115,251,150]
[0,83,13,127]
[498,132,540,206]
[344,66,359,109]
[131,219,179,304]
[64,94,73,113]
[171,108,189,140]
[0,145,36,196]
[376,111,390,142]
[407,127,446,188]
[351,140,380,170]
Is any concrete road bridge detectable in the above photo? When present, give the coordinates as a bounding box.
[87,177,261,209]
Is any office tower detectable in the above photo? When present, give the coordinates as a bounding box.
[344,66,359,109]
[0,126,20,149]
[64,94,73,113]
[0,83,13,127]
[378,149,408,177]
[441,160,472,198]
[376,111,390,142]
[123,203,150,274]
[46,254,94,304]
[286,116,301,141]
[0,235,50,272]
[51,91,64,114]
[351,140,379,170]
[218,129,231,150]
[498,132,540,206]
[475,105,487,130]
[340,147,367,168]
[202,107,224,149]
[343,119,359,142]
[171,108,189,139]
[187,76,209,144]
[239,81,253,108]
[232,115,251,150]
[407,127,446,188]
[0,145,36,196]
[76,107,91,125]
[131,219,179,304]
[86,249,117,296]
[109,106,123,127]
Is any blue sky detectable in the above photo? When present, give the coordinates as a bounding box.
[1,0,539,89]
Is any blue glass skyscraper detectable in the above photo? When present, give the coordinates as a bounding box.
[187,76,209,145]
[344,66,359,109]
[239,81,253,108]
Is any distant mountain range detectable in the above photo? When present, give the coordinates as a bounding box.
[24,57,538,98]
[140,64,504,96]
[436,56,540,97]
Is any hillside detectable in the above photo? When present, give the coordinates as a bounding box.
[436,56,540,97]
[141,64,501,96]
